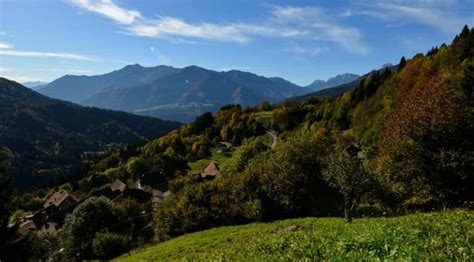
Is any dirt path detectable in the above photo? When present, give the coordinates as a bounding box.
[267,130,277,149]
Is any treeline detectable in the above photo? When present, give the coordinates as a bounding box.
[153,25,474,240]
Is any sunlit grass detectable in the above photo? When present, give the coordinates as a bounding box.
[116,210,474,261]
[188,150,232,171]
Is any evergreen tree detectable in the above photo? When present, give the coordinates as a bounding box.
[398,56,407,70]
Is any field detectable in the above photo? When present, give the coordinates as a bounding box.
[116,210,474,261]
[255,110,273,127]
[187,150,232,171]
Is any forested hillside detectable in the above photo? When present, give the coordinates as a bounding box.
[0,78,180,188]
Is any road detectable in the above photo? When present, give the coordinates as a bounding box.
[267,130,277,149]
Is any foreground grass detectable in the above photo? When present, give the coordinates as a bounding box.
[116,210,473,261]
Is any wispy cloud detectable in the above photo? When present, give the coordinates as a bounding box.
[0,49,97,61]
[0,41,97,61]
[70,0,141,24]
[285,45,329,56]
[266,5,369,54]
[67,0,370,54]
[358,1,471,34]
[126,17,250,43]
[0,74,43,83]
[268,5,325,23]
[0,42,14,49]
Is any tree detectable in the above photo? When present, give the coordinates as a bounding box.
[0,148,13,253]
[192,112,213,134]
[323,154,373,222]
[398,56,407,70]
[62,197,119,260]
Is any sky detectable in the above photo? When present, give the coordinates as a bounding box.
[0,0,472,86]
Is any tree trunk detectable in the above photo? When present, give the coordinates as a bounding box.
[344,198,353,223]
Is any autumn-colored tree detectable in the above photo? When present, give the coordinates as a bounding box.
[376,55,473,208]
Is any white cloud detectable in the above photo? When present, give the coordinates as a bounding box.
[0,67,10,73]
[266,5,369,54]
[268,5,324,23]
[0,49,97,61]
[126,17,250,43]
[70,0,141,24]
[0,74,43,83]
[0,42,14,49]
[358,1,470,34]
[68,1,370,54]
[1,40,97,61]
[315,24,369,54]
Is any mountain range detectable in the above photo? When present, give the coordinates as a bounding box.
[305,73,359,91]
[38,65,357,122]
[22,81,49,90]
[0,77,180,188]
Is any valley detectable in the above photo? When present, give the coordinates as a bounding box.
[0,0,472,260]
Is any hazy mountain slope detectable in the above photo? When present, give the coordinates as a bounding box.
[39,65,311,122]
[223,70,309,100]
[0,77,180,189]
[22,81,49,90]
[306,73,359,91]
[296,66,397,101]
[39,64,179,103]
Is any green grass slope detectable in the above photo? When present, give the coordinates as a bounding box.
[116,210,473,261]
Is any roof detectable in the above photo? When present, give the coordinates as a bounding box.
[110,179,127,192]
[342,143,362,158]
[152,189,171,203]
[18,220,36,235]
[201,162,219,178]
[43,190,79,209]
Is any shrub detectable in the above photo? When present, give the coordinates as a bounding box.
[92,232,131,259]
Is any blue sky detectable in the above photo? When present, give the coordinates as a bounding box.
[0,0,472,85]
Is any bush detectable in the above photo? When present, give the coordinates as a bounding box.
[62,197,119,260]
[92,232,131,259]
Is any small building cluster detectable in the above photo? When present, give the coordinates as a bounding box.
[14,190,80,237]
[9,179,171,238]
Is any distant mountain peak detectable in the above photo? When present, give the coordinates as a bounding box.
[38,64,310,122]
[22,81,49,90]
[306,73,360,91]
[120,63,145,72]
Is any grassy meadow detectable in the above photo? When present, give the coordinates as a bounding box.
[116,210,474,261]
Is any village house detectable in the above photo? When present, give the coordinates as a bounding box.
[14,190,82,235]
[201,162,219,179]
[110,179,127,192]
[43,190,79,210]
[152,189,171,204]
[18,220,36,235]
